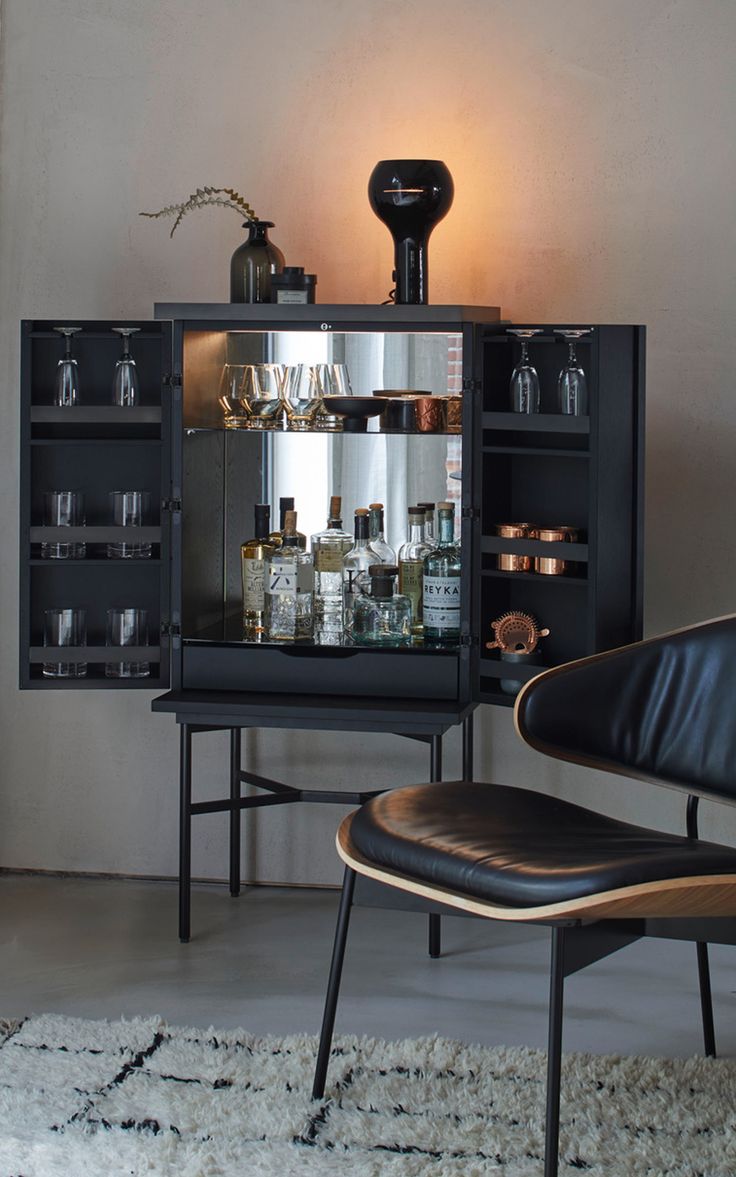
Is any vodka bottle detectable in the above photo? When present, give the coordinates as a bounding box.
[353,564,412,646]
[311,495,353,643]
[423,501,461,645]
[264,510,314,641]
[398,506,432,633]
[268,495,307,550]
[342,508,377,639]
[368,502,396,563]
[417,501,436,546]
[240,502,274,641]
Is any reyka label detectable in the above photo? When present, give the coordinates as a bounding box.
[423,576,461,627]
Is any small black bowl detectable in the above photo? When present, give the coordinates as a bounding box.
[322,396,384,433]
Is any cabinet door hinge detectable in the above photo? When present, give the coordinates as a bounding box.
[461,506,479,520]
[162,497,182,513]
[459,633,477,648]
[163,373,183,389]
[160,621,181,637]
[462,376,481,394]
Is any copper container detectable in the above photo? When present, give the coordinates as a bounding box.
[534,525,577,575]
[415,396,446,433]
[495,522,538,572]
[442,395,463,433]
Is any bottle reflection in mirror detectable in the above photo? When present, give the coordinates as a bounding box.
[312,496,352,644]
[53,327,82,406]
[342,508,378,638]
[112,328,140,407]
[555,329,591,415]
[508,329,542,413]
[241,503,274,641]
[264,510,314,641]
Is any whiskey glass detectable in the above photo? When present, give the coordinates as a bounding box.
[507,328,543,413]
[53,327,82,406]
[312,363,350,431]
[107,491,151,559]
[105,607,150,678]
[555,329,592,415]
[241,363,285,430]
[112,327,141,406]
[219,363,252,429]
[42,490,86,559]
[281,364,321,431]
[43,608,87,678]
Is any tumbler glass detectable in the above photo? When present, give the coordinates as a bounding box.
[281,364,321,431]
[107,491,151,559]
[105,608,150,678]
[43,608,87,678]
[42,490,86,559]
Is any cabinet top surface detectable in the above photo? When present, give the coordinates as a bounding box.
[153,303,502,325]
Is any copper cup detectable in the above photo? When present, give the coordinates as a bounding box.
[443,395,463,433]
[415,397,446,433]
[534,526,576,575]
[496,522,537,572]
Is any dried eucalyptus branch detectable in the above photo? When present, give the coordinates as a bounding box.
[140,187,258,238]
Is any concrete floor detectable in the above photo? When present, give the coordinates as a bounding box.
[1,873,735,1059]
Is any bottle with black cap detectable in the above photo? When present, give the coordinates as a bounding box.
[353,565,412,646]
[269,496,306,550]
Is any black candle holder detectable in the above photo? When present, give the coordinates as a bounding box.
[368,160,454,305]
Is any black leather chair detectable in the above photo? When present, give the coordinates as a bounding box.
[311,617,736,1177]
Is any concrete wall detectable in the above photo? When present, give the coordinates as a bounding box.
[1,0,735,882]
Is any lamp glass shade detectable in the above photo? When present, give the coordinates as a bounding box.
[368,160,454,304]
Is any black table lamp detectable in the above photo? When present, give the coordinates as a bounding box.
[368,160,454,304]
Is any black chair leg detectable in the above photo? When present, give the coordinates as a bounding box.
[544,926,566,1177]
[696,941,717,1057]
[428,913,442,958]
[312,866,357,1100]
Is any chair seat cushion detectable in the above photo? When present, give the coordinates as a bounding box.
[349,782,736,908]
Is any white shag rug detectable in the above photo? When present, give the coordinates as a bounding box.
[0,1014,735,1176]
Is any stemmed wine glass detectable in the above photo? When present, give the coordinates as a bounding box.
[555,329,592,415]
[53,327,82,406]
[112,327,141,406]
[507,329,543,413]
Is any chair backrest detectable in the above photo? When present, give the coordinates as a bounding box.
[515,615,736,805]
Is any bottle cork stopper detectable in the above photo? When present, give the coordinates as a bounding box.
[368,502,383,511]
[437,501,453,511]
[283,509,297,536]
[329,495,342,518]
[355,507,369,516]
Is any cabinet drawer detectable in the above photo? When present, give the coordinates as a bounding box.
[182,644,459,700]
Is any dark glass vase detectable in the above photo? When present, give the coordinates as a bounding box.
[230,221,284,303]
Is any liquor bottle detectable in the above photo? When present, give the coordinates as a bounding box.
[342,508,377,638]
[268,495,307,550]
[353,565,412,646]
[417,501,436,546]
[398,506,432,633]
[311,495,353,643]
[240,503,274,641]
[423,501,461,645]
[264,510,314,641]
[368,502,397,563]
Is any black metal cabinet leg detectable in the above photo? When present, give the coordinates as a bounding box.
[428,733,443,958]
[544,926,566,1177]
[462,712,474,780]
[179,724,193,943]
[230,728,242,898]
[312,866,357,1100]
[696,941,717,1057]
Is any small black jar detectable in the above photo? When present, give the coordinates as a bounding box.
[270,266,317,304]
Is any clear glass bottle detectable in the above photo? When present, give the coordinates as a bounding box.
[417,501,436,546]
[312,495,353,644]
[342,508,378,639]
[398,506,432,634]
[264,510,314,641]
[240,503,274,641]
[353,565,412,646]
[368,502,396,563]
[423,501,462,645]
[268,496,307,550]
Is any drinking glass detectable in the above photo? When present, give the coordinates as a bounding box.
[105,608,150,678]
[281,364,321,431]
[555,329,592,415]
[312,363,350,431]
[43,608,87,678]
[42,490,86,559]
[240,363,285,430]
[507,328,543,413]
[219,363,252,429]
[53,327,82,406]
[112,327,141,406]
[107,491,151,559]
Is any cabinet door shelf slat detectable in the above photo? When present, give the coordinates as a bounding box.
[482,411,589,433]
[30,407,162,423]
[481,535,589,561]
[29,646,159,661]
[481,569,587,585]
[30,526,161,542]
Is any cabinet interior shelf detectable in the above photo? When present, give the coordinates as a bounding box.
[30,407,162,423]
[29,646,159,661]
[481,569,587,585]
[30,438,163,448]
[481,535,589,561]
[482,445,589,459]
[486,335,593,346]
[30,527,161,542]
[29,558,162,567]
[482,412,589,433]
[28,331,165,341]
